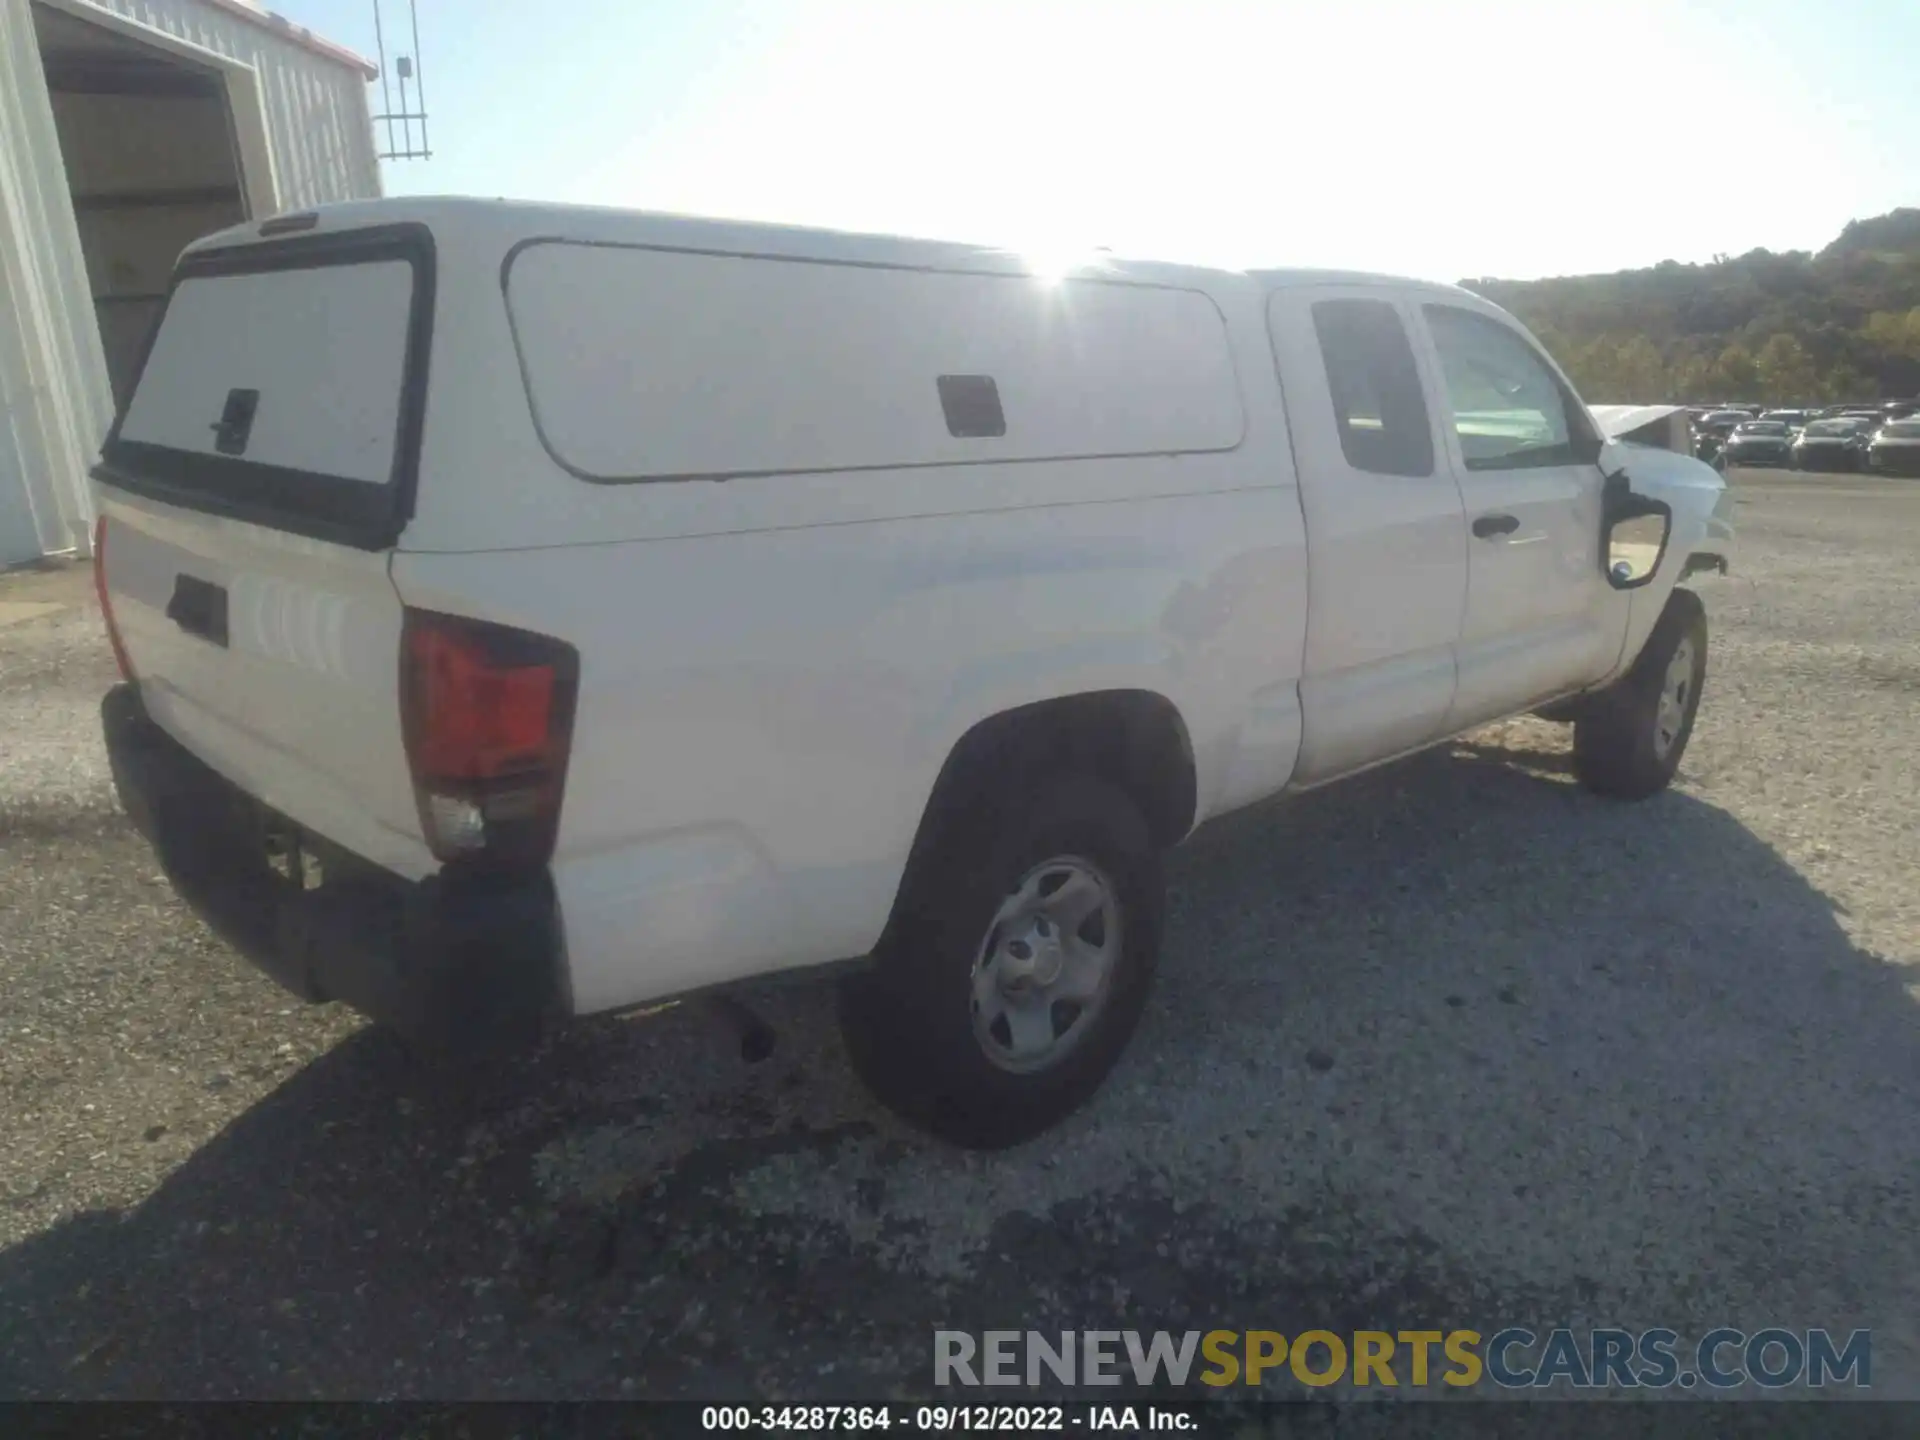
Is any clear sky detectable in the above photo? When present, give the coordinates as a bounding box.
[279,0,1916,282]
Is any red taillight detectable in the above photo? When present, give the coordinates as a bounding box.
[93,515,135,683]
[399,608,579,871]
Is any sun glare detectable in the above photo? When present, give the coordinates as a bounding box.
[1015,242,1113,283]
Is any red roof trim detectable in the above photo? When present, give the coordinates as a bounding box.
[193,0,380,79]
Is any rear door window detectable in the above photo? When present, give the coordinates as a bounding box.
[1309,299,1435,478]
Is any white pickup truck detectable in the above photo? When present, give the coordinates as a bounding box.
[94,200,1734,1147]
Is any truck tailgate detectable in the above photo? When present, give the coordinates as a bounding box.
[97,496,430,878]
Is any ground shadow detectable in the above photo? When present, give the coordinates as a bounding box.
[2,736,1915,1399]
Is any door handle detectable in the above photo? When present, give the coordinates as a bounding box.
[1472,513,1520,539]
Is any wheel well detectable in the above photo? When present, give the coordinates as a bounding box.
[905,691,1197,868]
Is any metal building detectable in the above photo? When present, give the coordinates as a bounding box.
[0,0,381,566]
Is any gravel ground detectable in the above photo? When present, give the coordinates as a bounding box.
[1,471,1917,1403]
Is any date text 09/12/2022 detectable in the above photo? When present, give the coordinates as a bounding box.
[702,1406,1194,1432]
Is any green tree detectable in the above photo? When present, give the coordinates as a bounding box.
[1714,342,1760,398]
[1827,363,1872,401]
[1611,336,1667,401]
[1557,335,1617,400]
[1863,308,1920,360]
[1563,335,1618,400]
[1670,350,1717,402]
[1531,321,1573,363]
[1755,333,1821,402]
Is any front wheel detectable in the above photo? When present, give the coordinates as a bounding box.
[839,774,1163,1148]
[1573,589,1708,800]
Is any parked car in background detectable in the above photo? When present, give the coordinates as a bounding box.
[1791,417,1875,471]
[1722,420,1795,467]
[1883,400,1920,421]
[1867,418,1920,475]
[1692,409,1751,464]
[1761,409,1810,435]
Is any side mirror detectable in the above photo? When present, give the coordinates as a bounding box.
[1605,496,1672,589]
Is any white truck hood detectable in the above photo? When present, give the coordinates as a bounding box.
[1588,403,1687,439]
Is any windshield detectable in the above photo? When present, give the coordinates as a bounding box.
[1737,422,1788,435]
[1803,421,1852,437]
[1883,420,1920,439]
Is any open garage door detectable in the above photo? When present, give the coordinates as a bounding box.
[32,2,250,411]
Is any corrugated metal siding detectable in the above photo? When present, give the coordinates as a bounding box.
[0,0,112,561]
[88,0,380,206]
[0,0,381,565]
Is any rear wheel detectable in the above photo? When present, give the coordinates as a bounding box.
[1573,589,1707,800]
[839,774,1163,1148]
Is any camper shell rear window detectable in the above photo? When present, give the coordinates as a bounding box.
[96,224,435,551]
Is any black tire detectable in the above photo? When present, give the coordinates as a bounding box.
[1573,588,1708,800]
[839,774,1163,1148]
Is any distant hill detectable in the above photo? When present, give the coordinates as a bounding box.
[1463,208,1920,404]
[1821,208,1920,261]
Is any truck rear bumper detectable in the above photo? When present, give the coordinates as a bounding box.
[101,682,564,1051]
